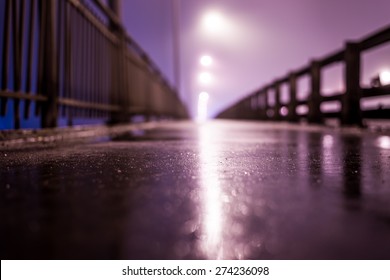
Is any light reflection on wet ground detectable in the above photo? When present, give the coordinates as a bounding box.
[0,120,390,259]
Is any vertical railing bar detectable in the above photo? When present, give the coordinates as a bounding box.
[308,60,322,123]
[288,72,298,122]
[104,36,109,118]
[93,26,97,118]
[106,39,110,118]
[123,45,127,115]
[93,12,97,118]
[87,19,93,118]
[258,91,263,120]
[342,42,362,126]
[72,9,79,120]
[36,0,47,116]
[101,36,104,119]
[89,22,94,118]
[117,41,121,114]
[93,28,99,118]
[264,88,269,120]
[254,91,261,120]
[74,8,82,121]
[117,41,122,116]
[101,32,106,118]
[123,44,127,115]
[274,82,280,121]
[112,41,117,115]
[109,40,114,118]
[102,33,106,118]
[18,0,25,91]
[24,0,36,119]
[59,1,65,118]
[97,31,102,117]
[94,29,99,117]
[65,0,73,125]
[40,0,59,128]
[68,4,74,125]
[84,15,89,118]
[56,0,63,117]
[89,18,93,118]
[86,14,91,119]
[124,49,130,114]
[123,41,129,116]
[1,0,11,116]
[113,41,117,113]
[16,0,26,91]
[12,0,22,128]
[90,18,94,118]
[77,9,83,120]
[81,14,87,118]
[106,40,110,107]
[73,9,81,120]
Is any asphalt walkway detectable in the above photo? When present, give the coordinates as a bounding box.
[1,120,390,259]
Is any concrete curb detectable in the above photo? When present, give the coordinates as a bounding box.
[0,122,160,149]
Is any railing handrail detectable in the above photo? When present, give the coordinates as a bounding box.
[89,0,178,96]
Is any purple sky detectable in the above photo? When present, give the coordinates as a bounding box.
[122,0,390,118]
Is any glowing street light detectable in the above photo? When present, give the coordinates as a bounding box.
[200,55,213,66]
[380,70,390,85]
[202,12,224,33]
[199,72,212,84]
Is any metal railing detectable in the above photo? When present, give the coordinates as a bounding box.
[0,0,188,129]
[216,25,390,126]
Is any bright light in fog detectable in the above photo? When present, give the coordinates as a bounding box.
[203,12,224,33]
[199,72,212,84]
[377,136,390,149]
[198,92,209,121]
[200,55,213,66]
[380,70,390,85]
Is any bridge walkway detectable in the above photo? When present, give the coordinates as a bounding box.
[1,120,390,259]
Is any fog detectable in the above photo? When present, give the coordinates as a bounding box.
[122,0,390,118]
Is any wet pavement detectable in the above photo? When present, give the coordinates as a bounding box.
[1,120,390,259]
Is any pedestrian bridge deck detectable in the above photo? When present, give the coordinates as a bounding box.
[1,120,390,259]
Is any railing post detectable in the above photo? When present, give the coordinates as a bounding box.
[342,42,362,126]
[288,72,298,122]
[273,82,281,120]
[264,87,269,120]
[108,0,121,19]
[259,89,267,120]
[308,60,322,123]
[108,0,128,124]
[255,91,262,120]
[40,0,58,128]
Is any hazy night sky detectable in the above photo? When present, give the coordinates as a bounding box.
[122,0,390,118]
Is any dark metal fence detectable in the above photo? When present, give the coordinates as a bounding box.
[216,25,390,126]
[0,0,188,129]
